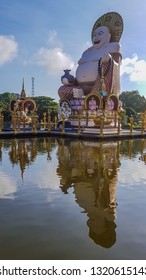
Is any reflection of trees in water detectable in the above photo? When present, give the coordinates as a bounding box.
[57,139,120,248]
[120,139,146,158]
[0,138,57,177]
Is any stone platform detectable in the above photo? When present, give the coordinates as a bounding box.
[82,127,119,134]
[0,128,146,142]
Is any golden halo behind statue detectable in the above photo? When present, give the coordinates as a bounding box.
[22,99,36,112]
[91,12,123,43]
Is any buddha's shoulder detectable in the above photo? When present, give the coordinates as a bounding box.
[83,46,93,53]
[107,42,121,53]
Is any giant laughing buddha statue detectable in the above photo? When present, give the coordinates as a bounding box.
[58,12,123,109]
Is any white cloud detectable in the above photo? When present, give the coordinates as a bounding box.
[121,54,146,82]
[34,29,75,75]
[0,35,18,65]
[36,47,75,75]
[118,159,146,186]
[0,171,17,199]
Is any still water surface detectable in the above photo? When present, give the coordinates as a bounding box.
[0,137,146,260]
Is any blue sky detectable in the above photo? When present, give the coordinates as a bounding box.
[0,0,146,102]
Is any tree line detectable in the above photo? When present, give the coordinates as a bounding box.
[0,92,58,121]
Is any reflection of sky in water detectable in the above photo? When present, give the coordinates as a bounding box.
[0,146,61,200]
[25,148,60,190]
[118,157,146,186]
[0,171,17,199]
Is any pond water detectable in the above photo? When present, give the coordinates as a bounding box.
[0,137,146,260]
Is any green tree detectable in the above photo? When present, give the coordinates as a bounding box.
[32,96,58,121]
[124,107,137,118]
[120,90,146,114]
[0,92,20,121]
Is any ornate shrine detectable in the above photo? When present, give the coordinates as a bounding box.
[9,79,36,127]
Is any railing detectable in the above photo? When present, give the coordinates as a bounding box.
[1,108,146,137]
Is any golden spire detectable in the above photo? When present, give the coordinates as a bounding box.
[21,78,26,98]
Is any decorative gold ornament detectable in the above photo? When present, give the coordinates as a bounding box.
[0,108,4,132]
[84,92,103,110]
[48,109,51,133]
[129,116,133,135]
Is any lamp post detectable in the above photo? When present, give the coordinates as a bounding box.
[61,115,65,134]
[0,108,4,132]
[48,109,51,133]
[100,115,104,136]
[54,115,57,130]
[117,115,121,135]
[78,110,82,135]
[43,112,47,130]
[129,116,133,135]
[140,111,146,134]
[31,110,37,133]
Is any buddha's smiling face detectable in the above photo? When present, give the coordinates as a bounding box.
[92,26,111,49]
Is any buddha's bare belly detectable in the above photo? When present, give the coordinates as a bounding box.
[76,62,98,83]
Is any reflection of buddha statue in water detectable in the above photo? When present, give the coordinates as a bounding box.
[57,140,120,248]
[73,151,118,248]
[86,173,117,248]
[58,12,123,101]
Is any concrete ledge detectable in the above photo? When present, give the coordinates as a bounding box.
[0,129,146,142]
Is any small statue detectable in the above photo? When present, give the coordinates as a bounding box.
[58,100,71,121]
